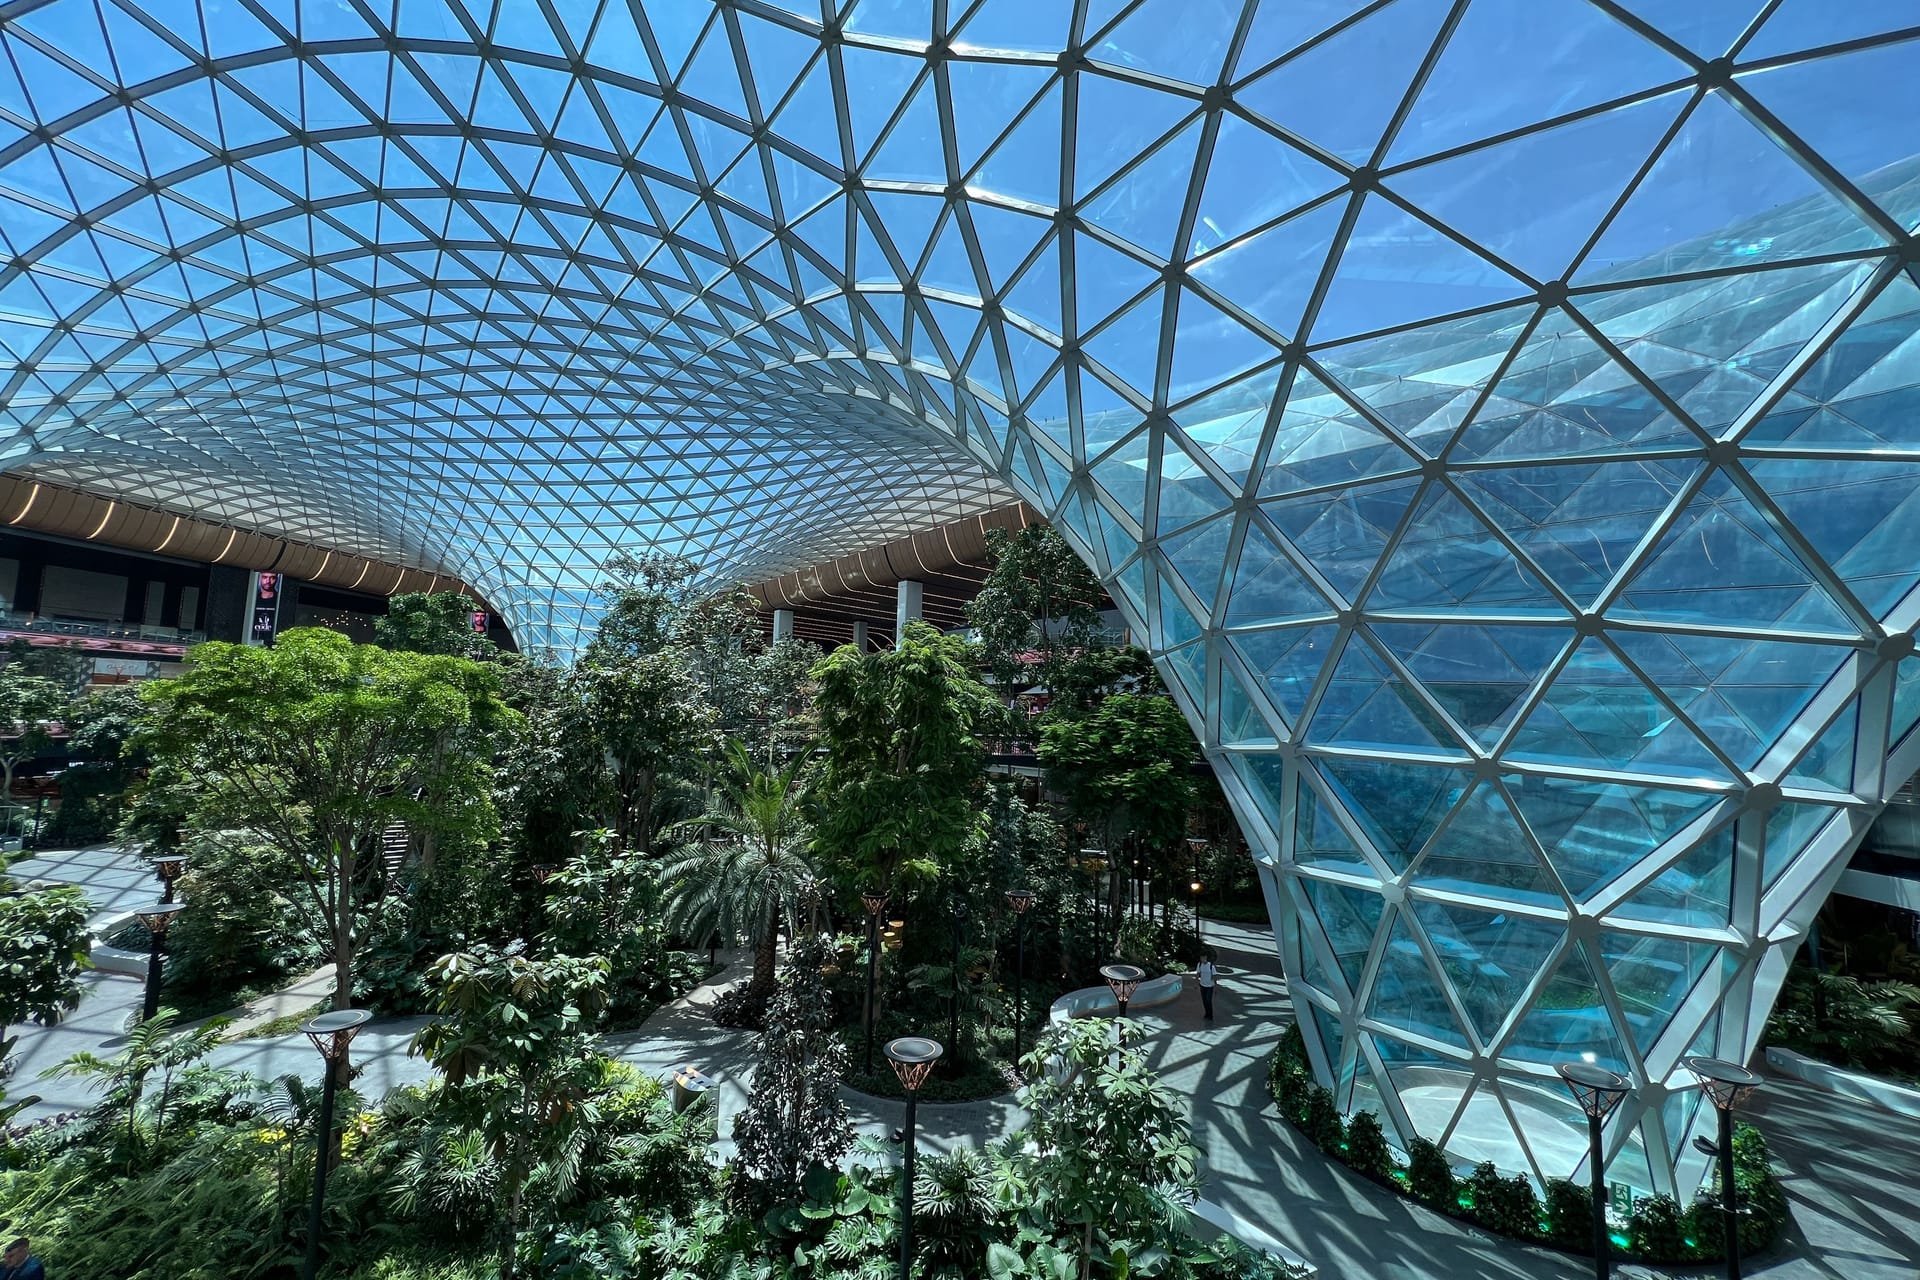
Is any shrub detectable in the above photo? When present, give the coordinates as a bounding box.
[162,829,320,1009]
[1465,1161,1543,1241]
[1406,1138,1457,1210]
[1302,1084,1343,1152]
[1543,1178,1592,1251]
[1340,1109,1393,1181]
[1627,1193,1688,1263]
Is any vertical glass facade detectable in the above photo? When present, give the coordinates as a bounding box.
[0,0,1915,1193]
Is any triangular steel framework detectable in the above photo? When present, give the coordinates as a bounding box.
[2,0,1918,1195]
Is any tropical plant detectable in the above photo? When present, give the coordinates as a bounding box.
[811,620,1001,890]
[0,660,63,804]
[410,945,612,1280]
[569,654,712,852]
[663,740,818,1001]
[42,1008,234,1158]
[966,525,1112,702]
[378,591,494,659]
[0,856,90,1120]
[137,628,516,1009]
[1765,965,1920,1077]
[1008,1017,1201,1280]
[912,1146,1001,1277]
[731,934,852,1209]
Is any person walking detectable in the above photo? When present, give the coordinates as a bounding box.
[1197,950,1217,1022]
[1,1236,46,1280]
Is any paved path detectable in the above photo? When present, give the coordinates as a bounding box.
[8,842,156,931]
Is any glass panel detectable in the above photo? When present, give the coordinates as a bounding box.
[1295,781,1375,876]
[1228,624,1339,726]
[1305,876,1384,993]
[1366,909,1471,1051]
[1506,774,1720,900]
[1369,621,1570,749]
[1413,897,1563,1046]
[1410,782,1563,908]
[1507,941,1632,1075]
[1318,756,1472,872]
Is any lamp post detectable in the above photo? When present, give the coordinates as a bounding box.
[530,862,555,884]
[861,888,888,1075]
[132,902,185,1022]
[1685,1056,1763,1280]
[1005,888,1035,1065]
[301,1008,373,1280]
[1557,1062,1632,1280]
[1101,963,1145,1019]
[1080,847,1106,955]
[1186,836,1208,933]
[153,854,187,904]
[949,899,969,1057]
[884,1035,944,1280]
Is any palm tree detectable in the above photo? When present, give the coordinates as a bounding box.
[663,740,817,999]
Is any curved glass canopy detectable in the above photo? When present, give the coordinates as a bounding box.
[3,0,1918,1193]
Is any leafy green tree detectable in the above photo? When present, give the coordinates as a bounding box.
[730,934,851,1208]
[811,621,1001,889]
[0,852,90,1118]
[377,591,493,658]
[663,742,817,999]
[967,525,1110,700]
[411,944,611,1280]
[569,653,711,851]
[584,550,700,662]
[6,637,92,696]
[1009,1017,1201,1280]
[137,628,517,1009]
[1037,695,1197,849]
[0,661,63,805]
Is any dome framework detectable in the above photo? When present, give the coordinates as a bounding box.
[2,0,1918,1194]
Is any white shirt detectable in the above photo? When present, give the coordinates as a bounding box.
[1197,960,1216,989]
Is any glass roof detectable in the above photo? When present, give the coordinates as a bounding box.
[4,0,1919,1193]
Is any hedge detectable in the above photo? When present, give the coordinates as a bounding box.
[1266,1026,1789,1266]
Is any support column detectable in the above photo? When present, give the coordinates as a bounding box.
[772,608,794,643]
[852,619,869,652]
[895,580,923,647]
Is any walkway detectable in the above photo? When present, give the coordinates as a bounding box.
[8,842,156,932]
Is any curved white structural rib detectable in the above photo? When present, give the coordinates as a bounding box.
[2,0,1918,1193]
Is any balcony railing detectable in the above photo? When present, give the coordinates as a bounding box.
[0,610,204,648]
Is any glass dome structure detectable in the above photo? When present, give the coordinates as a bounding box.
[2,0,1918,1194]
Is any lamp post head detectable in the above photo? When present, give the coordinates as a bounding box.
[1100,963,1146,1006]
[1683,1056,1761,1112]
[861,888,888,917]
[1186,837,1208,855]
[303,1008,374,1062]
[133,902,186,937]
[1189,881,1202,894]
[152,855,187,885]
[1005,888,1035,915]
[883,1035,944,1094]
[952,899,969,924]
[1556,1061,1632,1119]
[530,863,556,884]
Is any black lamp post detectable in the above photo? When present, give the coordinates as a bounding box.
[1186,836,1207,932]
[1101,962,1145,1018]
[301,1008,373,1280]
[884,1035,943,1280]
[861,888,888,1075]
[949,899,969,1056]
[1557,1062,1632,1280]
[1005,888,1035,1065]
[153,854,187,904]
[1686,1056,1762,1280]
[133,902,185,1022]
[1080,847,1106,954]
[530,862,555,884]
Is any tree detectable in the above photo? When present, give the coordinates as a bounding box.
[730,934,851,1208]
[377,591,493,658]
[1010,1017,1201,1280]
[6,637,92,697]
[662,741,817,1000]
[569,653,711,851]
[811,621,1001,889]
[967,525,1110,700]
[1038,693,1199,904]
[0,852,90,1120]
[0,662,63,805]
[411,944,610,1280]
[584,550,701,663]
[137,628,516,1010]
